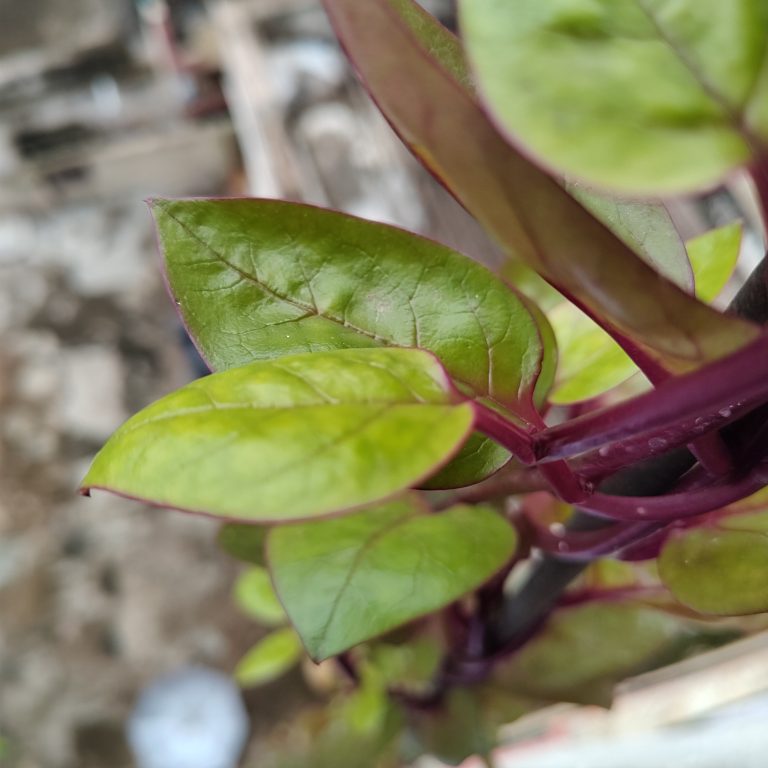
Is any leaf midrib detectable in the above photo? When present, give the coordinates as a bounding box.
[633,0,765,145]
[314,507,415,655]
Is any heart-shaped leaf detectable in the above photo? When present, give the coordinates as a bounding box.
[323,0,758,375]
[461,0,768,193]
[81,348,474,522]
[235,627,303,687]
[267,496,516,660]
[659,488,768,614]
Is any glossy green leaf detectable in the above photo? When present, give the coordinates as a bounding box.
[153,197,551,423]
[268,497,517,660]
[324,0,758,374]
[420,433,510,490]
[154,196,552,487]
[461,0,768,193]
[218,523,267,565]
[81,348,474,522]
[235,627,303,687]
[233,566,286,626]
[659,494,768,614]
[497,603,689,705]
[688,222,743,302]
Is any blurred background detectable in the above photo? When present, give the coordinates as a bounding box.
[0,1,766,767]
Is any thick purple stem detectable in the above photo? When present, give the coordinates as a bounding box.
[535,334,768,461]
[580,459,768,522]
[472,403,536,464]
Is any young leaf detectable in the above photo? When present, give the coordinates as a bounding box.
[267,497,517,660]
[323,0,758,375]
[460,0,768,193]
[342,664,390,736]
[367,638,442,694]
[218,523,267,565]
[687,222,743,302]
[235,627,303,687]
[81,348,474,522]
[233,566,286,626]
[548,302,639,404]
[496,603,690,706]
[152,198,552,423]
[659,491,768,614]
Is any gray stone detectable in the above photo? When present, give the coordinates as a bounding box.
[127,666,250,768]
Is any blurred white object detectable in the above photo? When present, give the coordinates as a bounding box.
[127,666,250,768]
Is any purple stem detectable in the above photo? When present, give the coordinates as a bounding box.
[473,403,590,502]
[529,518,652,561]
[579,458,768,523]
[535,334,768,461]
[472,403,536,464]
[683,432,733,476]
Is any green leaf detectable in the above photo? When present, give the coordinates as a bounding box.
[548,301,639,404]
[233,566,286,626]
[367,638,442,694]
[503,260,562,311]
[460,0,768,193]
[153,197,551,423]
[81,348,474,522]
[259,699,403,768]
[659,494,768,615]
[235,627,303,687]
[268,496,517,660]
[569,183,693,291]
[419,433,510,490]
[154,197,553,488]
[342,664,390,735]
[688,222,743,302]
[325,0,758,375]
[409,689,495,766]
[496,603,689,706]
[546,188,696,403]
[218,523,267,565]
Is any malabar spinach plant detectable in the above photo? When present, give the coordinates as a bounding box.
[82,0,768,764]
